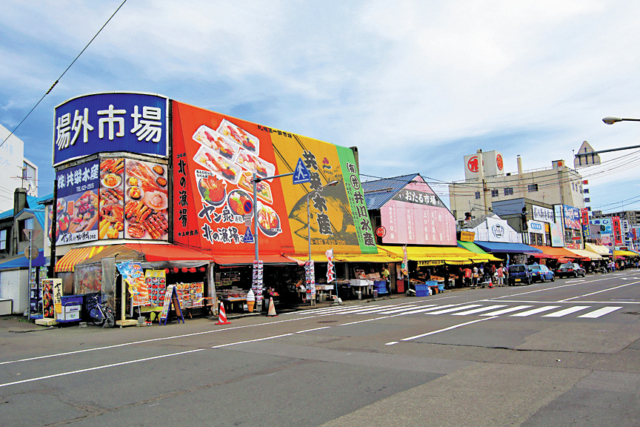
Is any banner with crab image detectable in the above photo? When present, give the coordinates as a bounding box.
[171,102,377,256]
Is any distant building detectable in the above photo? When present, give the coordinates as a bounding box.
[0,124,38,212]
[448,149,585,223]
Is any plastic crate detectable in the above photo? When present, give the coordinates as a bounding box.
[415,284,430,293]
[415,289,430,297]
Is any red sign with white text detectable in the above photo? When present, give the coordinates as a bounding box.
[613,216,623,246]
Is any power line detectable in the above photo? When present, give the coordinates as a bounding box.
[0,0,128,149]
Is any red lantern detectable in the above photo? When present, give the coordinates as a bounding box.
[172,267,179,273]
[164,268,170,274]
[199,267,206,272]
[189,267,196,273]
[181,268,188,273]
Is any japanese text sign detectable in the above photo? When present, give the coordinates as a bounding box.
[53,92,168,166]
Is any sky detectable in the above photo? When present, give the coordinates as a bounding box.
[2,0,640,214]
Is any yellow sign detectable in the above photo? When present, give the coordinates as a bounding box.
[460,231,475,242]
[417,260,444,267]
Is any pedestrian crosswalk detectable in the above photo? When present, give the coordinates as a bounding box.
[285,301,624,320]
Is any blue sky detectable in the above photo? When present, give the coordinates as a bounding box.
[2,0,640,213]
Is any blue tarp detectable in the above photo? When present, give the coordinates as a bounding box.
[0,250,47,270]
[473,241,542,254]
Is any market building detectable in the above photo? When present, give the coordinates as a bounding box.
[38,92,381,325]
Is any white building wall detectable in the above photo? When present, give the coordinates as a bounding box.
[0,269,28,314]
[0,124,38,212]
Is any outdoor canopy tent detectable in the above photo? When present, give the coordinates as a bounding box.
[532,246,591,261]
[0,250,47,270]
[566,249,603,260]
[614,250,639,258]
[585,243,611,256]
[377,245,484,265]
[473,242,542,254]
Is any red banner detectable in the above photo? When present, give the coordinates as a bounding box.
[612,216,623,246]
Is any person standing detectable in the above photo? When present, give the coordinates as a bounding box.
[464,267,472,287]
[496,263,504,287]
[472,265,479,287]
[381,265,391,295]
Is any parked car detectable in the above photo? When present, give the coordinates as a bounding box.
[507,264,533,285]
[555,263,586,278]
[527,264,555,282]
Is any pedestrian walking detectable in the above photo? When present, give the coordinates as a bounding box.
[496,263,504,286]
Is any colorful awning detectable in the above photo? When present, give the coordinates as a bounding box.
[457,241,503,262]
[532,246,585,260]
[566,249,602,260]
[585,243,611,256]
[377,245,485,264]
[54,246,106,273]
[126,244,214,262]
[473,242,542,254]
[614,250,639,258]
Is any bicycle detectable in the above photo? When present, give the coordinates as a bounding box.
[87,294,115,328]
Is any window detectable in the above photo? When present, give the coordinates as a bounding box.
[475,191,481,199]
[18,218,34,242]
[491,189,499,197]
[504,187,514,196]
[585,198,590,203]
[0,229,6,250]
[527,184,538,192]
[583,189,589,194]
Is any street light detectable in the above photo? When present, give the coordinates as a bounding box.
[306,180,338,306]
[602,116,640,125]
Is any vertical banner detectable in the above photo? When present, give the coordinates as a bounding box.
[326,248,335,282]
[252,260,264,303]
[581,208,591,239]
[305,261,316,300]
[613,216,623,246]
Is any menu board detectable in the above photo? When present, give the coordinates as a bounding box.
[175,282,204,308]
[145,270,167,307]
[53,161,100,245]
[159,285,174,322]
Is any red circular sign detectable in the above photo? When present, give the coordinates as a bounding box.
[375,226,386,238]
[467,156,479,173]
[496,154,503,171]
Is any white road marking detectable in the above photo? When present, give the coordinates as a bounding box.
[480,305,533,316]
[389,305,443,316]
[511,306,560,317]
[578,307,623,318]
[543,306,590,318]
[375,305,420,315]
[425,305,483,315]
[559,281,640,302]
[400,317,497,342]
[451,305,507,316]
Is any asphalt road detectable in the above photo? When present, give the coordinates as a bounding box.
[2,269,640,426]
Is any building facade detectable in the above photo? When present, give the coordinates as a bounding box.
[0,123,38,212]
[449,149,585,223]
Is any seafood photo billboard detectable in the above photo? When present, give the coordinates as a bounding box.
[172,102,377,256]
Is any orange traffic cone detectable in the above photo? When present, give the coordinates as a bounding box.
[267,297,278,317]
[215,301,231,325]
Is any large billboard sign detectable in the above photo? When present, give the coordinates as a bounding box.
[380,176,456,246]
[53,93,169,166]
[171,102,376,255]
[51,156,169,245]
[563,205,581,230]
[52,160,100,245]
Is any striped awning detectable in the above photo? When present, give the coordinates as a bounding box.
[54,246,105,273]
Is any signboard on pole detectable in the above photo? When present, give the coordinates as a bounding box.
[292,158,311,184]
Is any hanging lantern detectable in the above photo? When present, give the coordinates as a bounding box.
[189,267,196,273]
[164,268,170,274]
[181,267,188,273]
[172,267,179,274]
[199,267,206,272]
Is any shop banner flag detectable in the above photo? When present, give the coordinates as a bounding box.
[401,245,408,276]
[326,248,335,282]
[116,261,149,307]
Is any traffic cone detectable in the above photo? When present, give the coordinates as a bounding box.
[267,297,278,317]
[215,301,231,325]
